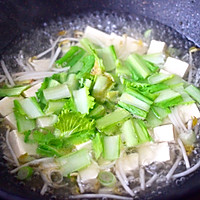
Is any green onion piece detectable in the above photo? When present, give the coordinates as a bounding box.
[96,108,130,130]
[17,97,44,119]
[98,171,116,187]
[0,85,29,97]
[57,148,91,176]
[97,45,117,72]
[17,166,33,180]
[126,54,151,79]
[185,85,200,104]
[103,135,120,161]
[121,119,138,147]
[43,84,71,101]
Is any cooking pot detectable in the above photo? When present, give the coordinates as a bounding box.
[0,0,200,199]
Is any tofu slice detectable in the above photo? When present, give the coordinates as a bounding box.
[163,57,189,77]
[78,162,100,183]
[4,112,17,130]
[8,130,37,158]
[153,124,175,142]
[147,40,166,54]
[117,153,139,173]
[36,114,58,128]
[30,59,51,72]
[0,96,23,117]
[138,142,170,166]
[23,82,42,97]
[176,103,200,123]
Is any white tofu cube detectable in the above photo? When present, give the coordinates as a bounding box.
[0,96,23,117]
[176,103,200,123]
[83,26,111,47]
[23,82,42,97]
[30,59,51,72]
[117,153,139,173]
[147,40,166,54]
[79,162,99,183]
[153,124,175,142]
[4,112,17,130]
[138,142,170,166]
[8,130,37,158]
[36,114,58,128]
[76,140,92,150]
[163,57,189,77]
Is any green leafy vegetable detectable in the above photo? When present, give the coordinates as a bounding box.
[54,109,95,137]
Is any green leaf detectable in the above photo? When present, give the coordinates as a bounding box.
[54,109,95,137]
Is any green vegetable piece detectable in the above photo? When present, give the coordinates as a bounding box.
[44,99,67,115]
[0,85,29,97]
[56,46,86,68]
[54,109,95,137]
[92,74,113,102]
[16,97,44,119]
[43,84,71,101]
[118,101,147,119]
[57,148,91,176]
[96,108,130,130]
[132,119,151,144]
[76,55,95,79]
[126,87,153,105]
[148,72,174,84]
[185,85,200,104]
[142,53,165,67]
[126,54,151,79]
[98,171,116,187]
[103,135,120,161]
[17,166,33,180]
[89,104,105,119]
[146,109,163,128]
[73,86,95,114]
[14,101,36,133]
[92,132,103,160]
[120,92,150,112]
[154,89,183,108]
[97,45,117,72]
[121,119,138,147]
